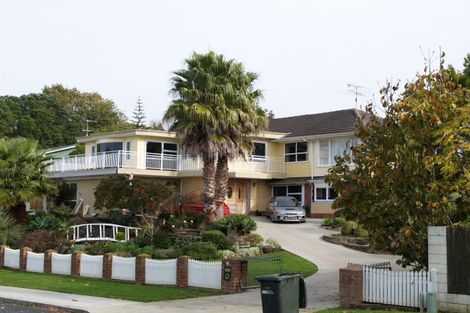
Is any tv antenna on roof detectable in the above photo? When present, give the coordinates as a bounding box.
[82,119,96,137]
[347,83,365,109]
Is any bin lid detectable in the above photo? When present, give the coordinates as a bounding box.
[255,273,301,282]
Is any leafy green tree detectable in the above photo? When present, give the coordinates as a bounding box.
[164,51,268,222]
[0,138,57,222]
[94,176,175,216]
[131,97,146,129]
[447,53,470,88]
[43,84,129,133]
[326,54,470,269]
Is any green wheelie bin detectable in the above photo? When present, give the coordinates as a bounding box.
[256,273,301,313]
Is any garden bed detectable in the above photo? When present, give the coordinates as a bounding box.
[322,234,370,252]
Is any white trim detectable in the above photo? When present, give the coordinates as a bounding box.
[317,137,357,167]
[274,131,355,142]
[252,141,268,162]
[313,180,336,202]
[284,142,309,163]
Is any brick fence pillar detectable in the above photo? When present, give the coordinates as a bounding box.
[20,247,32,271]
[135,254,150,284]
[339,267,364,307]
[177,256,190,288]
[221,259,245,293]
[103,253,113,280]
[0,245,6,268]
[44,249,56,274]
[71,251,82,276]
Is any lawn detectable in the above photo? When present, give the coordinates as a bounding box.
[0,269,222,302]
[247,250,318,285]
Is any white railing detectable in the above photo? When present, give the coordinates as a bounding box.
[145,259,177,285]
[111,256,136,281]
[70,223,140,243]
[49,151,285,175]
[80,254,103,278]
[51,253,72,275]
[363,268,437,308]
[26,252,44,273]
[188,259,222,290]
[4,248,20,269]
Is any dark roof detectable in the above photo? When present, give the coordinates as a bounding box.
[268,109,363,137]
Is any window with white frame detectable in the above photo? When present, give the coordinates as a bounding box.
[125,141,131,160]
[252,142,267,162]
[318,138,356,166]
[272,185,303,203]
[285,142,308,162]
[314,182,337,201]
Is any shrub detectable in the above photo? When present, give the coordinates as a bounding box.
[27,211,67,235]
[260,238,282,253]
[357,226,369,238]
[181,242,219,261]
[219,250,236,259]
[216,214,257,235]
[0,209,23,246]
[21,230,60,252]
[243,233,264,247]
[174,235,201,248]
[341,221,358,236]
[115,231,125,241]
[321,217,334,227]
[235,247,261,258]
[202,230,231,250]
[153,230,173,249]
[153,248,180,259]
[184,212,206,229]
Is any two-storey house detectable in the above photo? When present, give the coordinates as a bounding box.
[48,109,361,217]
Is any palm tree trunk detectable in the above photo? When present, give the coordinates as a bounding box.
[215,155,229,221]
[10,202,27,224]
[202,155,217,224]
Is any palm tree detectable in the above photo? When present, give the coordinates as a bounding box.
[0,138,56,222]
[164,52,268,222]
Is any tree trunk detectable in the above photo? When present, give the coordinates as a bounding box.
[215,155,229,221]
[202,155,217,224]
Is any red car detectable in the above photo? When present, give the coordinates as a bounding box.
[182,204,231,216]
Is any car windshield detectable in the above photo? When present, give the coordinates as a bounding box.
[274,197,298,207]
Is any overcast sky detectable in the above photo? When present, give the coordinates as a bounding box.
[1,0,469,122]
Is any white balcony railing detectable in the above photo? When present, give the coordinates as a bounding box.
[49,151,285,175]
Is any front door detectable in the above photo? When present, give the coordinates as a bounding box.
[226,181,247,214]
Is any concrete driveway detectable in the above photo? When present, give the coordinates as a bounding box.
[253,216,399,309]
[0,217,398,312]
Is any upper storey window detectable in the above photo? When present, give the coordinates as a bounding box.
[285,142,308,162]
[319,138,357,166]
[252,142,267,162]
[97,142,123,153]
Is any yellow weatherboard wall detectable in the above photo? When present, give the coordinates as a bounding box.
[285,162,311,178]
[311,202,334,215]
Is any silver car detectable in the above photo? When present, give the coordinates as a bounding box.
[266,196,306,223]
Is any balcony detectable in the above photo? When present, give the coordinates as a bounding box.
[48,151,285,178]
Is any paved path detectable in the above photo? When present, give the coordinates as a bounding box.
[0,217,398,312]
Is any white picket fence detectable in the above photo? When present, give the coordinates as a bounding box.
[51,253,72,275]
[80,254,103,278]
[4,248,20,269]
[188,259,222,290]
[111,256,136,281]
[26,252,44,273]
[145,259,177,285]
[363,268,437,308]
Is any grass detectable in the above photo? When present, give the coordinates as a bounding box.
[248,250,318,284]
[0,269,222,302]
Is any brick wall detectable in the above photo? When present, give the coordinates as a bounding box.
[19,247,32,271]
[339,267,363,307]
[135,254,150,284]
[177,256,189,288]
[44,249,56,274]
[428,226,470,313]
[71,251,82,276]
[221,259,246,293]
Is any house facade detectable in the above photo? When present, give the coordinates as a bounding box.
[48,109,362,217]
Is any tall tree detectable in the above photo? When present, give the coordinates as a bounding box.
[131,97,146,129]
[164,51,268,222]
[447,53,470,88]
[326,54,470,269]
[0,138,56,222]
[42,84,130,136]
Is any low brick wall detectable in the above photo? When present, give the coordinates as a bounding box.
[0,246,247,293]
